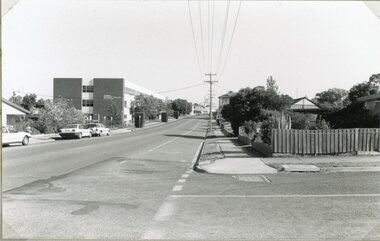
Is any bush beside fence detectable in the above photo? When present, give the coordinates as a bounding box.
[272,128,380,155]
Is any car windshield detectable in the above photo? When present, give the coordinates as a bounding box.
[87,124,98,128]
[65,124,78,129]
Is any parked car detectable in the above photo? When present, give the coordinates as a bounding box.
[86,123,110,137]
[58,124,92,139]
[2,125,32,146]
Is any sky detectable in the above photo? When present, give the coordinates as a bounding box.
[2,0,380,105]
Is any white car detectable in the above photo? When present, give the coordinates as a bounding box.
[59,124,92,139]
[86,123,110,137]
[2,125,32,146]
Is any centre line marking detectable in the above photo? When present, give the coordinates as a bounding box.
[170,194,380,198]
[172,185,183,192]
[181,174,190,178]
[178,179,186,183]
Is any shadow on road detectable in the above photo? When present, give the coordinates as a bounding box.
[164,134,205,140]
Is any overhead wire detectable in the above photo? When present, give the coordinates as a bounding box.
[157,83,206,94]
[198,1,207,74]
[215,0,231,76]
[207,0,211,73]
[218,0,242,80]
[187,0,204,79]
[210,0,215,74]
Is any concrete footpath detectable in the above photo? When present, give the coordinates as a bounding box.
[196,125,380,174]
[29,118,180,145]
[196,127,277,174]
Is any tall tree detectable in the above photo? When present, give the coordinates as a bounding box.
[315,88,348,111]
[20,93,37,110]
[9,95,23,106]
[347,74,380,103]
[266,75,278,94]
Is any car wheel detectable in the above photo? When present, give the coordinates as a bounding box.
[22,136,29,145]
[78,133,82,139]
[107,132,110,136]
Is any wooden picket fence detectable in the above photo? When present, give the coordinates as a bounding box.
[271,128,380,155]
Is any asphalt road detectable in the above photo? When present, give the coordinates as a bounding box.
[3,116,380,240]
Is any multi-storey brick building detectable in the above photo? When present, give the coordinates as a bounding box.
[53,78,165,126]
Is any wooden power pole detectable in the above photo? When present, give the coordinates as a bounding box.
[205,73,217,131]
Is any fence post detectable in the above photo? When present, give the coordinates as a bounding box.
[354,128,359,154]
[376,129,380,152]
[271,129,275,153]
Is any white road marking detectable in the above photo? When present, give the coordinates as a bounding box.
[170,194,380,198]
[172,185,183,192]
[186,170,193,174]
[147,122,200,153]
[178,179,186,183]
[152,199,177,222]
[141,229,165,240]
[182,174,190,178]
[260,175,271,183]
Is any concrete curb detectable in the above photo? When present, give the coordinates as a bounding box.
[192,129,209,172]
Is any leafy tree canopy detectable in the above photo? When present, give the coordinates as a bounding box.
[315,88,348,111]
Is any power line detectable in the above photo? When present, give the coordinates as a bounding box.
[215,0,231,75]
[218,0,242,80]
[215,83,229,92]
[157,83,206,94]
[198,1,207,74]
[207,0,211,73]
[210,0,215,73]
[187,0,204,79]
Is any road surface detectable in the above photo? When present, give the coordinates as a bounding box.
[3,116,380,240]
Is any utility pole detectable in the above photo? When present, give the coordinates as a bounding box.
[205,73,217,131]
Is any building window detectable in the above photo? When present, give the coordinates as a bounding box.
[82,100,93,107]
[83,85,94,93]
[124,101,127,108]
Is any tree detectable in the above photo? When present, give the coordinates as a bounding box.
[9,95,23,106]
[325,102,378,128]
[35,98,46,109]
[21,93,37,110]
[266,75,278,94]
[347,74,380,103]
[107,99,121,126]
[172,99,191,115]
[131,94,166,119]
[221,87,268,135]
[315,88,348,111]
[33,98,86,133]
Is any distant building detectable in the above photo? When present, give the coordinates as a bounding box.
[218,91,235,111]
[53,78,165,126]
[2,98,30,126]
[358,93,380,116]
[192,103,206,115]
[289,97,323,114]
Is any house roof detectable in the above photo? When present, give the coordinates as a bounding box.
[289,97,323,113]
[218,91,235,99]
[358,93,380,102]
[2,98,31,115]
